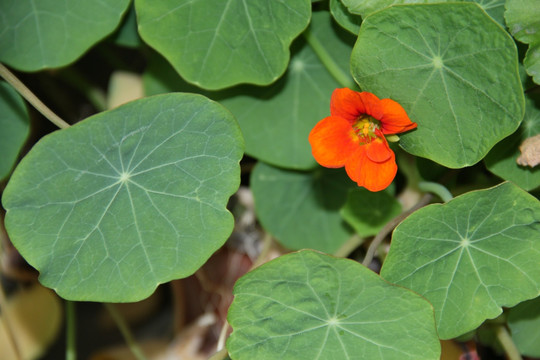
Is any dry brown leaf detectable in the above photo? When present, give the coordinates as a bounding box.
[517,134,540,167]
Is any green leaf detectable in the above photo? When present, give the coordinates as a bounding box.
[136,0,311,90]
[0,82,30,180]
[341,188,401,237]
[227,250,441,360]
[508,296,540,357]
[340,0,505,25]
[0,0,131,71]
[505,0,540,84]
[110,4,142,48]
[142,10,357,170]
[381,182,540,339]
[251,163,354,254]
[351,3,524,168]
[485,94,540,191]
[2,94,244,302]
[329,0,361,35]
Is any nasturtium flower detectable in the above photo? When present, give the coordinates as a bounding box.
[309,88,417,192]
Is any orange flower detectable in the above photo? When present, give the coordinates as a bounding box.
[309,88,417,192]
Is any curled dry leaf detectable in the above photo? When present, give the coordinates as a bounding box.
[517,134,540,167]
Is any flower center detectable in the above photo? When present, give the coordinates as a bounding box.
[352,116,381,144]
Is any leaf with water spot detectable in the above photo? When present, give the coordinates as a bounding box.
[227,250,440,360]
[381,182,540,339]
[350,3,524,168]
[2,93,244,302]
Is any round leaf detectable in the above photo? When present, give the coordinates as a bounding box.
[136,0,311,90]
[0,0,131,71]
[485,94,540,191]
[251,162,354,254]
[351,3,524,168]
[227,250,440,360]
[2,94,244,302]
[505,0,540,84]
[381,182,540,339]
[329,0,361,35]
[508,296,540,357]
[341,188,402,237]
[0,82,30,180]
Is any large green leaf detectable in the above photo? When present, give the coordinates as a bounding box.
[340,0,505,25]
[251,162,354,254]
[2,94,244,302]
[485,94,540,191]
[508,296,540,357]
[136,0,311,90]
[227,250,440,360]
[381,182,540,339]
[0,82,30,180]
[505,0,540,84]
[351,3,524,168]
[143,10,357,170]
[0,0,131,71]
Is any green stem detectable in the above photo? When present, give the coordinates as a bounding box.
[0,63,70,129]
[494,324,522,360]
[333,234,364,258]
[418,181,453,203]
[66,300,77,360]
[104,303,148,360]
[303,29,356,89]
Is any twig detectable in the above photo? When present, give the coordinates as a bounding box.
[0,62,70,129]
[362,193,432,267]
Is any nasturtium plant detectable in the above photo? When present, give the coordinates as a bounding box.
[2,94,244,302]
[2,0,540,358]
[227,250,440,360]
[136,0,311,90]
[0,0,131,71]
[381,182,540,339]
[0,81,29,180]
[351,3,524,168]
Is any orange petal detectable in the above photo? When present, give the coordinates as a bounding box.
[309,116,358,167]
[345,147,397,192]
[365,136,392,163]
[379,98,417,134]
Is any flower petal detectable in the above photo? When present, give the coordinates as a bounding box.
[345,147,397,192]
[330,88,386,122]
[309,116,358,167]
[365,136,392,163]
[378,98,417,134]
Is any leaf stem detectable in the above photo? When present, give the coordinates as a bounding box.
[66,300,77,360]
[302,28,356,89]
[494,324,522,360]
[362,193,432,267]
[104,303,148,360]
[0,63,70,129]
[418,181,453,202]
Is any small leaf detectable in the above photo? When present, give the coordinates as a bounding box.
[2,94,244,302]
[508,296,540,357]
[381,182,540,339]
[341,188,402,237]
[351,3,524,168]
[0,82,30,180]
[505,0,540,84]
[136,0,311,90]
[0,0,131,71]
[251,162,354,254]
[485,95,540,191]
[227,250,440,360]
